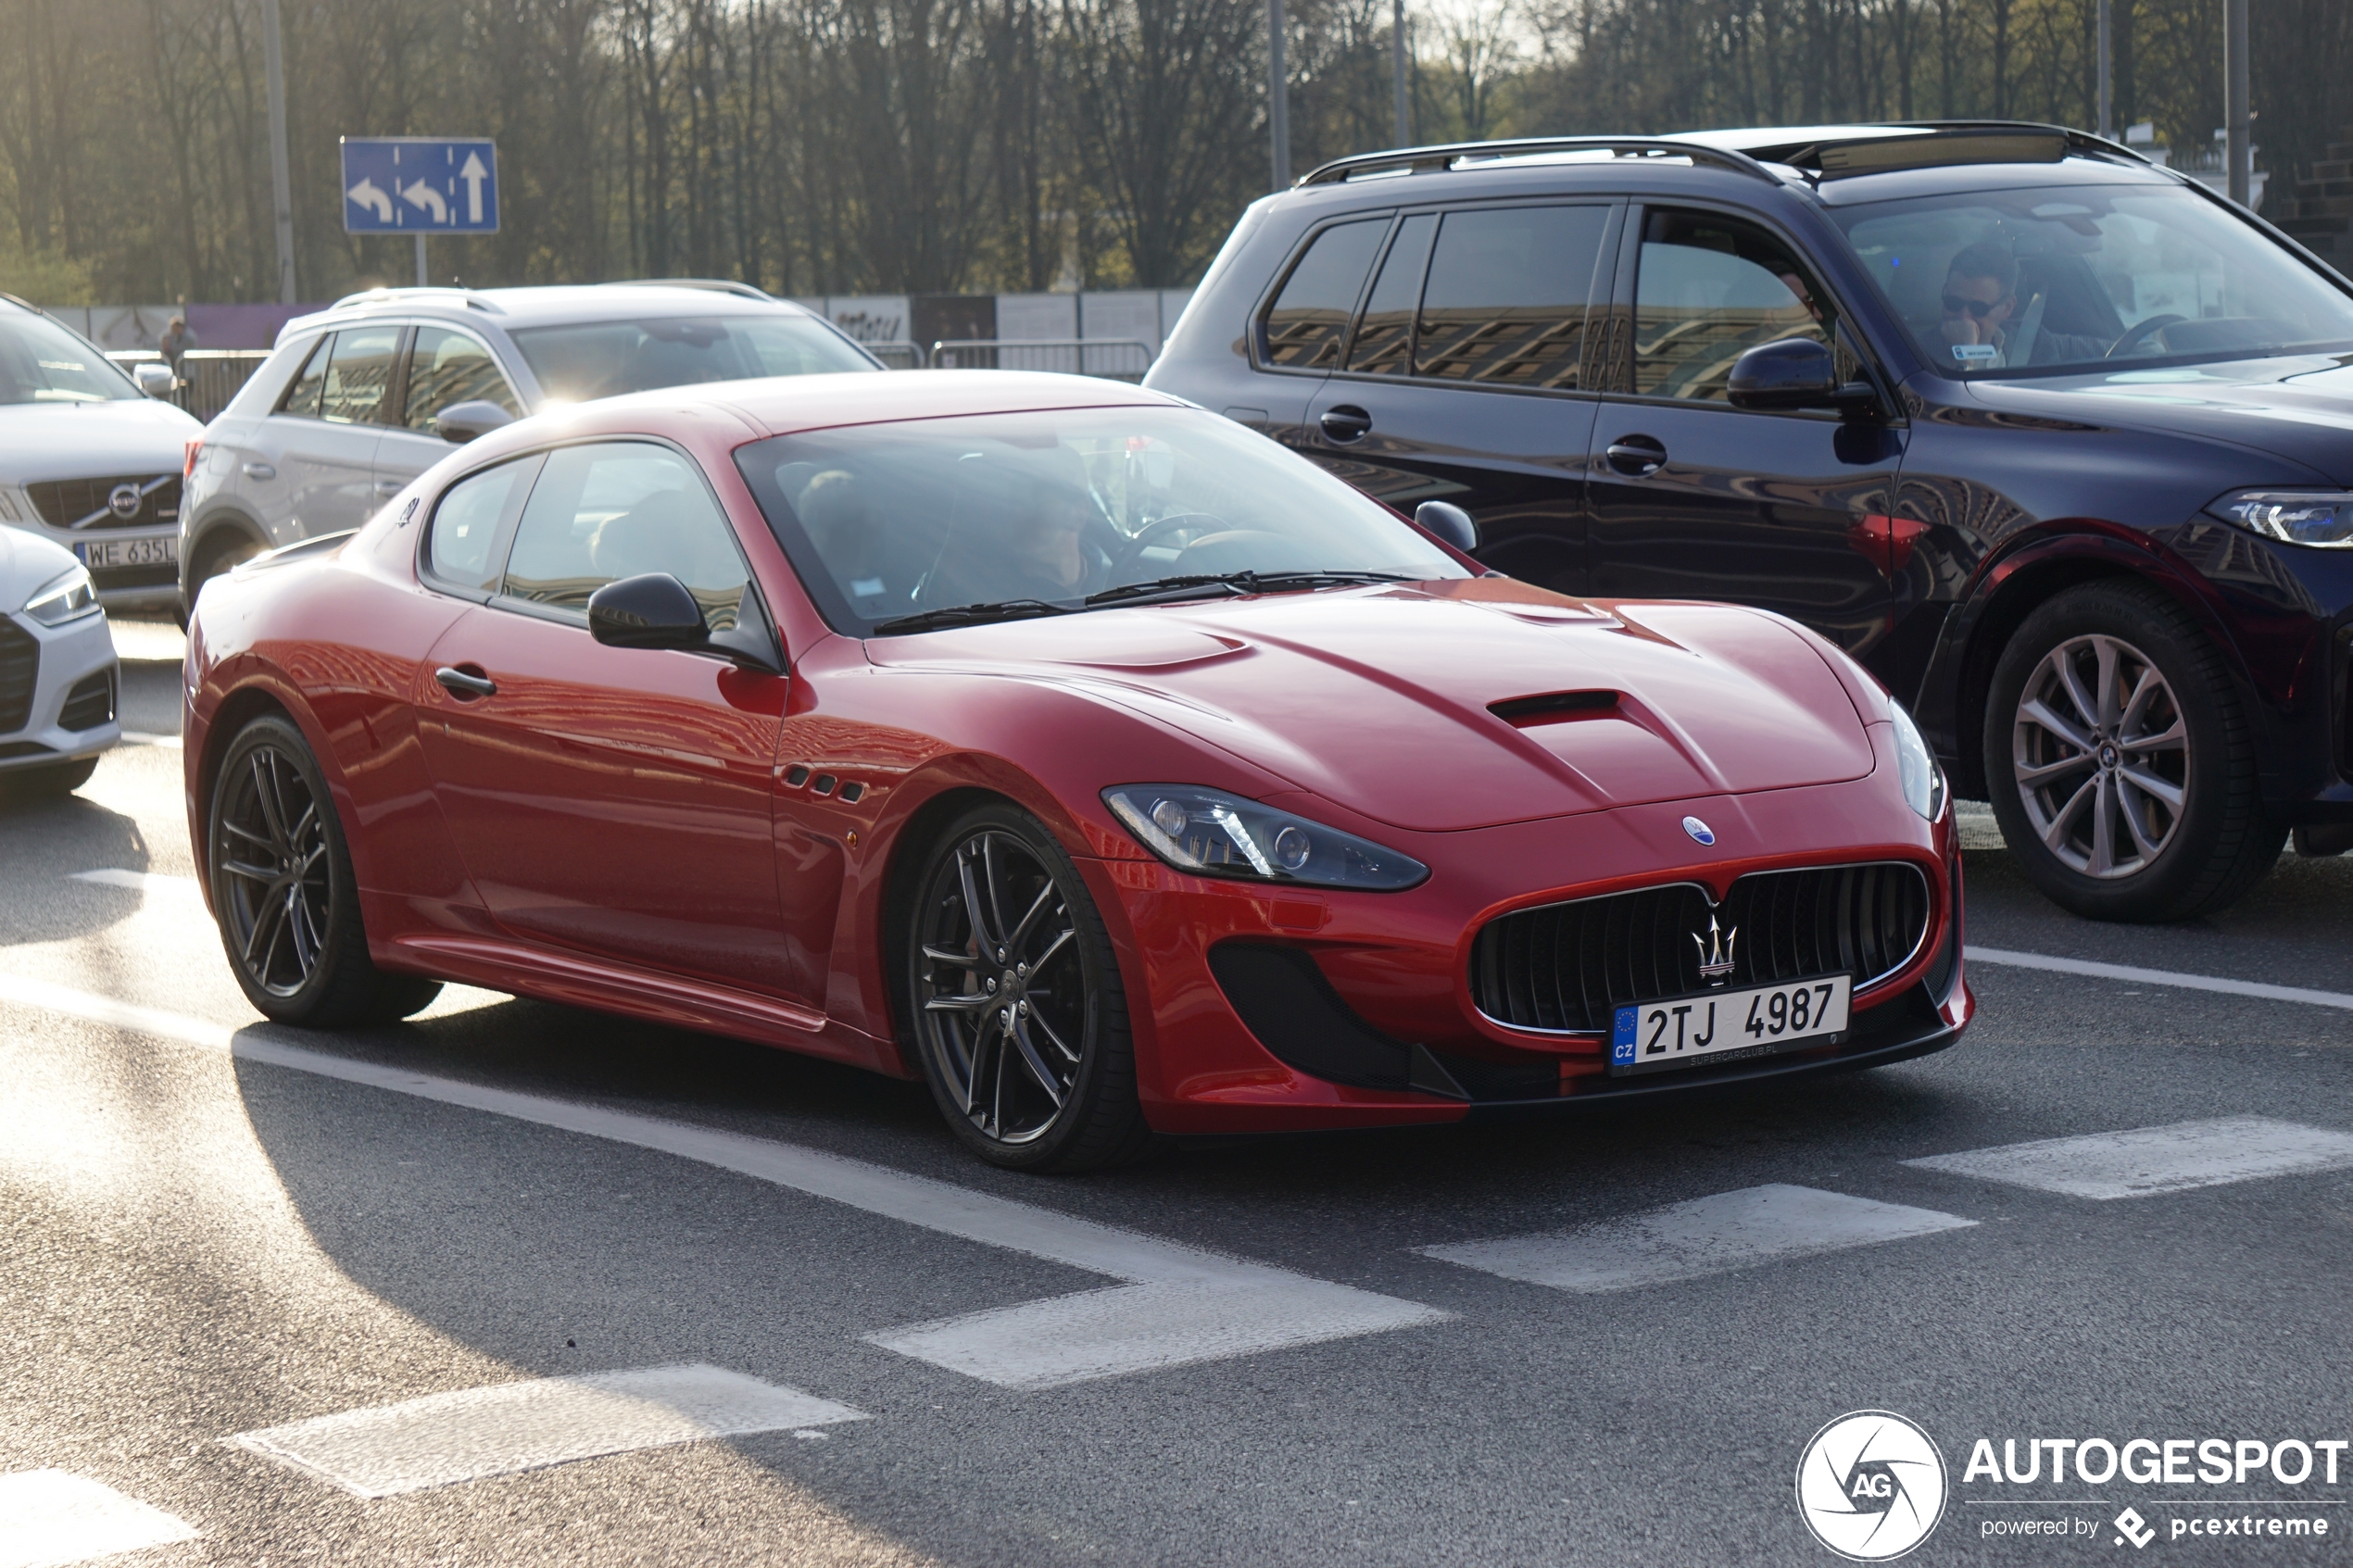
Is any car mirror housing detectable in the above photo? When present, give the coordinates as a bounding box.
[1415,500,1478,553]
[434,399,516,445]
[1728,338,1840,408]
[133,362,175,398]
[587,572,710,651]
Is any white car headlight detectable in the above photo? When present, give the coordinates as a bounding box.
[1889,702,1946,822]
[1103,785,1428,890]
[2207,490,2353,547]
[23,564,99,626]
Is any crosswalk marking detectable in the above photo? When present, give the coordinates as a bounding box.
[226,1363,863,1499]
[1904,1116,2353,1199]
[1417,1184,1977,1294]
[68,869,202,899]
[1965,946,2353,1010]
[0,975,1449,1391]
[0,1469,196,1568]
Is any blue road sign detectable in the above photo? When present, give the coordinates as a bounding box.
[340,138,498,234]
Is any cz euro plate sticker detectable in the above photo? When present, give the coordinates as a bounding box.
[1610,974,1851,1076]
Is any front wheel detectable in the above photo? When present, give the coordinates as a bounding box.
[1984,580,2283,922]
[208,714,441,1025]
[903,802,1153,1172]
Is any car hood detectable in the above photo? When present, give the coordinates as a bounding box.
[0,523,82,612]
[1961,354,2353,484]
[0,399,203,483]
[865,580,1880,831]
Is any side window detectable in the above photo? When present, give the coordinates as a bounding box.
[320,325,401,424]
[1415,206,1610,389]
[500,443,749,631]
[1633,209,1831,403]
[1258,219,1388,370]
[279,333,333,417]
[423,458,537,593]
[405,327,521,431]
[1346,214,1436,376]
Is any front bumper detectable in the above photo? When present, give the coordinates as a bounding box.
[0,606,120,770]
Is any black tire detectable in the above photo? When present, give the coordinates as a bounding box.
[187,533,261,615]
[901,801,1154,1173]
[208,714,442,1025]
[1984,579,2283,922]
[0,757,98,802]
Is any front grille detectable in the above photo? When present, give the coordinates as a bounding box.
[59,668,116,732]
[0,618,36,733]
[25,473,182,531]
[1470,861,1933,1034]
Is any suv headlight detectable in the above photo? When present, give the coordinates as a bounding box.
[1103,785,1428,890]
[2207,490,2353,547]
[23,564,99,625]
[1889,703,1946,822]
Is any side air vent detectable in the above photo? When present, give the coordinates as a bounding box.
[1489,689,1617,726]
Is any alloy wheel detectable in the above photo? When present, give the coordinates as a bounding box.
[214,745,333,997]
[2011,632,2190,879]
[914,829,1088,1147]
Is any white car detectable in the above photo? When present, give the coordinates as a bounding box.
[0,295,205,617]
[179,282,884,609]
[0,525,119,798]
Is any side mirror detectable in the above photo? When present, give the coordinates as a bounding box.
[1416,500,1479,554]
[587,572,709,651]
[1729,337,1881,415]
[133,362,175,399]
[434,399,515,445]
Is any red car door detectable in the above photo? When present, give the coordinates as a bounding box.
[414,439,797,999]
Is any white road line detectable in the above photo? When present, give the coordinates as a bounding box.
[1905,1116,2353,1199]
[0,976,1448,1389]
[0,1469,197,1568]
[227,1363,863,1499]
[1965,946,2353,1010]
[117,731,182,748]
[68,869,202,898]
[1416,1184,1975,1294]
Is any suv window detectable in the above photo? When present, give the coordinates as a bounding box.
[320,326,401,423]
[500,442,749,630]
[405,327,521,430]
[1415,206,1611,389]
[1346,214,1436,376]
[1260,219,1388,370]
[424,457,538,592]
[506,315,874,402]
[280,333,333,417]
[1634,210,1829,402]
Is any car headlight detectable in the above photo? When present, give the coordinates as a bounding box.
[2207,490,2353,547]
[23,564,99,626]
[1102,785,1428,890]
[1888,702,1945,822]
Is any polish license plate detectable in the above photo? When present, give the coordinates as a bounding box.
[77,534,178,571]
[1610,974,1851,1076]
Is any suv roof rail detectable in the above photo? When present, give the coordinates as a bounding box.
[1299,136,1782,188]
[1745,119,2152,178]
[609,278,776,301]
[0,291,36,314]
[326,285,506,315]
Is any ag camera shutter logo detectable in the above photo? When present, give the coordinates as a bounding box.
[1796,1410,1948,1561]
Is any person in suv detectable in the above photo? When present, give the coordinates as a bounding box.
[1148,122,2353,922]
[180,282,883,610]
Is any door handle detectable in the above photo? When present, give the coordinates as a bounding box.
[1319,405,1373,444]
[242,461,276,482]
[373,478,403,495]
[1604,436,1667,477]
[434,665,497,699]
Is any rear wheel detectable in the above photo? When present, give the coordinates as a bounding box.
[903,802,1153,1173]
[208,714,441,1025]
[1985,580,2283,922]
[184,533,262,619]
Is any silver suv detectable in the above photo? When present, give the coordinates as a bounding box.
[179,282,884,608]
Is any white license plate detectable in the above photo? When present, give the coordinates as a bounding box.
[77,534,178,570]
[1610,973,1852,1076]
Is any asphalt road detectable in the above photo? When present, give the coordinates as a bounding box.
[4,620,2351,1567]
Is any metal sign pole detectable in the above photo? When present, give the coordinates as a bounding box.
[262,0,296,303]
[1392,0,1409,147]
[2224,0,2251,206]
[1267,0,1290,191]
[416,234,427,287]
[2095,0,2112,140]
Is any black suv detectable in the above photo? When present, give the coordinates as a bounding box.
[1147,121,2353,922]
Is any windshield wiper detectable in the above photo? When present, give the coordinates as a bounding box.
[871,598,1074,635]
[1084,570,1413,608]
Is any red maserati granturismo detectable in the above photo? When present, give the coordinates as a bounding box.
[183,370,1969,1171]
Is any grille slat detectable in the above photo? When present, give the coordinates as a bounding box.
[0,619,36,733]
[25,474,182,531]
[1470,862,1934,1034]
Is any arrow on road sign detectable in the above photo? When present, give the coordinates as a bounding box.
[346,178,394,222]
[459,152,489,224]
[401,179,449,224]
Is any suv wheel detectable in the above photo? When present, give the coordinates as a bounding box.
[1985,580,2283,922]
[185,532,262,618]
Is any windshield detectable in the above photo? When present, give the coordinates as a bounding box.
[0,313,139,404]
[735,406,1466,635]
[1829,182,2353,376]
[508,313,876,402]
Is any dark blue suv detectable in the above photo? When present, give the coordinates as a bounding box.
[1147,121,2353,922]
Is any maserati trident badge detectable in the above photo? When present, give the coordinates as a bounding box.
[1692,912,1738,985]
[1681,815,1716,846]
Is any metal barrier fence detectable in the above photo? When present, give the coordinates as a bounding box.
[926,339,1154,382]
[106,349,272,422]
[861,342,925,370]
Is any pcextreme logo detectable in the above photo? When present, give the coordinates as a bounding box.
[1797,1410,1950,1561]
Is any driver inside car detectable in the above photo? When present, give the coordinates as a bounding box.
[1936,242,2108,368]
[920,445,1113,608]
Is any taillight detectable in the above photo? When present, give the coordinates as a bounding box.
[183,438,203,478]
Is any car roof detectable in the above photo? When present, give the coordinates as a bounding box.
[283,282,823,342]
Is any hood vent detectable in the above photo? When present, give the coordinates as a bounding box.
[1490,689,1618,727]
